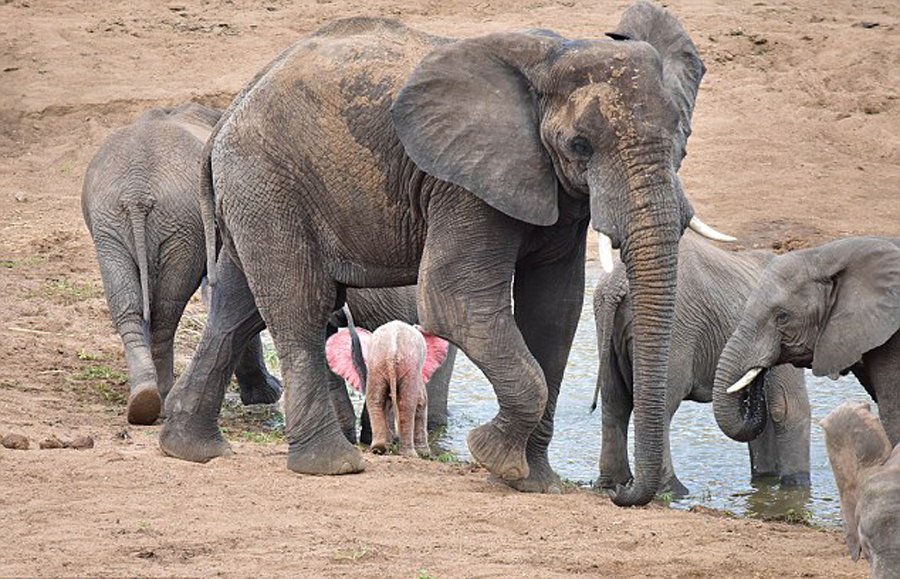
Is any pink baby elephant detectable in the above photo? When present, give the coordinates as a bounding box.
[326,312,449,457]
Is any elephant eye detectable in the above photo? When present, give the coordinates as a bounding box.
[774,311,789,325]
[567,136,593,158]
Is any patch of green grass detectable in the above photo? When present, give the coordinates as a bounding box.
[763,507,815,526]
[76,348,103,361]
[32,277,101,304]
[224,428,285,445]
[59,160,75,174]
[655,491,676,507]
[417,569,435,579]
[430,451,463,464]
[331,544,375,562]
[1,256,42,269]
[72,364,128,405]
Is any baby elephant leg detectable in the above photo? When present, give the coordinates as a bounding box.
[414,390,431,457]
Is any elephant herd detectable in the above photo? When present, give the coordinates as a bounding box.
[80,1,899,575]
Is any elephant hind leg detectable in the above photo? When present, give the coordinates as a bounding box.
[414,390,430,457]
[235,332,283,406]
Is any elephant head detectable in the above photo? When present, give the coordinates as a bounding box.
[714,237,900,442]
[392,0,713,506]
[821,402,900,577]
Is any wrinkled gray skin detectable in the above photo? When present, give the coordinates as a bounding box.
[81,102,282,425]
[714,237,900,449]
[821,402,900,578]
[161,3,706,506]
[593,232,810,496]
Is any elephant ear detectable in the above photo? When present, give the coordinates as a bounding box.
[415,326,450,383]
[391,31,563,226]
[820,401,893,560]
[612,0,706,170]
[325,328,372,393]
[812,238,900,378]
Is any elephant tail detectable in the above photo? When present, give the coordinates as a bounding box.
[199,140,218,286]
[590,266,629,413]
[125,201,153,331]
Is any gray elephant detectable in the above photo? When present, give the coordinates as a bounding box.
[81,102,282,425]
[821,401,900,578]
[160,3,729,505]
[714,236,900,447]
[592,232,810,496]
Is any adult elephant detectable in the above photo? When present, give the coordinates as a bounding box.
[161,2,726,505]
[714,236,900,446]
[592,232,810,496]
[81,102,281,425]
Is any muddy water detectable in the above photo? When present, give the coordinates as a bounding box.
[441,264,871,527]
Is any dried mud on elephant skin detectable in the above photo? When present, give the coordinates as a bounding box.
[0,0,895,576]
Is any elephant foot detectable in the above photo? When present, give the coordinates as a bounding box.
[505,458,561,494]
[780,472,811,488]
[416,444,432,458]
[287,432,365,475]
[660,475,690,498]
[127,384,161,426]
[158,412,232,463]
[467,422,529,482]
[238,374,283,406]
[398,446,418,458]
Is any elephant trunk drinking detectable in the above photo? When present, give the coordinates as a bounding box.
[713,326,771,442]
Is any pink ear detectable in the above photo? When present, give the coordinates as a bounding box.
[325,328,371,393]
[416,326,449,383]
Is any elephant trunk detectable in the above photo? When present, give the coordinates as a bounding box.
[713,333,769,442]
[607,190,683,507]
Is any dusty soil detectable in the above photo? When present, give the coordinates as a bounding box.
[1,0,897,576]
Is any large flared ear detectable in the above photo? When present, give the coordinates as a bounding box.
[325,328,371,393]
[820,401,893,560]
[812,238,900,378]
[391,31,562,226]
[612,0,706,169]
[415,326,450,383]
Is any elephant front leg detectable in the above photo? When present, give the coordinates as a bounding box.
[235,332,283,406]
[159,249,265,463]
[506,231,587,493]
[597,369,633,490]
[417,204,537,483]
[414,390,431,457]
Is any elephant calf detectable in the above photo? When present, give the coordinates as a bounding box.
[326,307,449,457]
[821,401,900,578]
[82,102,282,425]
[593,232,810,496]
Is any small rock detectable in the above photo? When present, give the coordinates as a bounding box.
[39,435,64,449]
[68,435,94,450]
[2,433,30,450]
[14,191,27,202]
[854,21,880,29]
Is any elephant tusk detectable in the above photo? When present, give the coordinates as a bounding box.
[689,216,737,243]
[598,233,615,273]
[726,367,764,394]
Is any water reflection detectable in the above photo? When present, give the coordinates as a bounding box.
[442,263,872,527]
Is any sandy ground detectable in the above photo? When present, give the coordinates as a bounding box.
[1,0,897,576]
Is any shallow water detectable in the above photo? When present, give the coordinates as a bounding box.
[441,264,872,527]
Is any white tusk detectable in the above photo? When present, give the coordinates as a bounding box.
[689,216,737,243]
[726,367,764,394]
[598,233,615,273]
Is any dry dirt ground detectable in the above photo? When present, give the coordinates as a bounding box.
[1,0,897,577]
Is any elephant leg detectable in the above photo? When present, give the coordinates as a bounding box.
[237,242,363,475]
[366,374,391,454]
[749,418,781,483]
[598,357,633,490]
[327,370,358,444]
[234,332,283,406]
[505,229,587,493]
[359,403,372,446]
[159,248,265,462]
[426,345,455,434]
[395,381,419,458]
[417,203,537,483]
[414,390,430,457]
[94,239,159,425]
[659,405,689,497]
[760,367,811,487]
